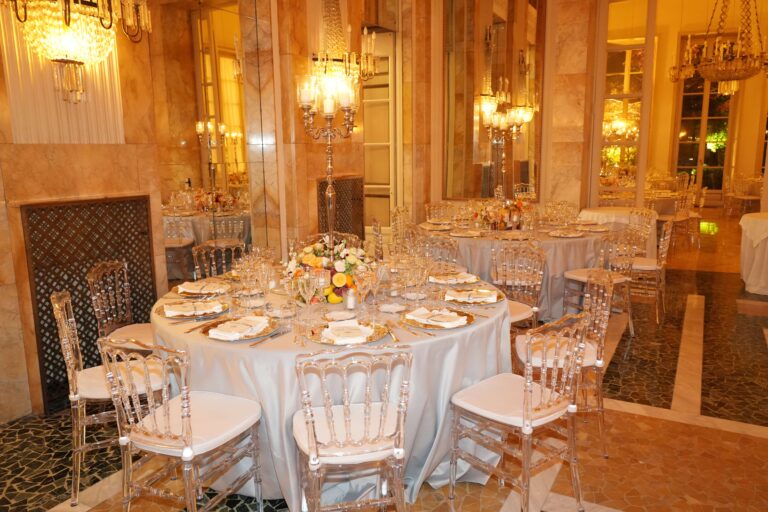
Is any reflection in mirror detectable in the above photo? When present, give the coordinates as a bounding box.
[159,0,269,284]
[443,0,544,201]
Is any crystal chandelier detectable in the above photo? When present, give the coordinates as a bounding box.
[2,0,151,102]
[670,0,767,95]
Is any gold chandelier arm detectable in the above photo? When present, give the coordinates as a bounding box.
[100,0,115,30]
[11,0,27,23]
[121,14,143,43]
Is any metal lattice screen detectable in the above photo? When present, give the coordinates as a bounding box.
[317,176,364,240]
[21,197,157,414]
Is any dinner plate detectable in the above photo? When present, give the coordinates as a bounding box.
[497,231,537,241]
[401,308,475,330]
[443,288,504,305]
[427,218,453,225]
[155,302,230,320]
[573,219,597,225]
[324,310,356,321]
[309,321,391,346]
[172,281,231,298]
[202,317,279,342]
[429,273,480,285]
[418,222,452,232]
[548,230,584,238]
[449,231,481,238]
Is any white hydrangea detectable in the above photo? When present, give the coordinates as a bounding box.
[334,260,346,272]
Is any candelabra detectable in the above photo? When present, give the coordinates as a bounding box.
[195,120,227,192]
[299,97,357,251]
[484,106,533,199]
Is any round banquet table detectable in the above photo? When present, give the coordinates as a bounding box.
[740,212,768,295]
[441,230,604,321]
[151,286,511,510]
[163,211,252,245]
[578,206,657,259]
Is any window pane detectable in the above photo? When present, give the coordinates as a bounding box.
[702,167,723,189]
[605,75,625,95]
[364,196,391,226]
[628,74,643,94]
[629,49,644,72]
[681,95,703,117]
[364,146,390,184]
[683,75,704,93]
[703,144,726,167]
[606,51,626,74]
[602,145,638,167]
[677,143,699,166]
[708,94,731,117]
[679,120,701,142]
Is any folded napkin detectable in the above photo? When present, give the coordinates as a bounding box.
[444,288,497,304]
[208,316,270,341]
[379,303,406,313]
[429,272,478,285]
[321,319,374,345]
[164,301,223,317]
[405,307,467,328]
[177,280,230,295]
[449,230,481,238]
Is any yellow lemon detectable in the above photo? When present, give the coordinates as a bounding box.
[328,292,343,304]
[323,286,333,296]
[332,272,348,288]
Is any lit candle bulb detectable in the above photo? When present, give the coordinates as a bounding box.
[339,89,350,108]
[207,121,214,133]
[219,123,226,135]
[323,96,335,114]
[299,83,312,105]
[195,121,204,135]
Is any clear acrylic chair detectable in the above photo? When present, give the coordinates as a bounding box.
[99,338,264,512]
[52,291,164,506]
[391,206,412,242]
[516,270,614,458]
[86,261,154,343]
[192,239,245,279]
[449,313,589,512]
[631,221,674,324]
[371,218,385,260]
[209,217,245,242]
[490,242,545,330]
[628,208,655,256]
[564,230,636,339]
[293,346,413,512]
[513,183,536,202]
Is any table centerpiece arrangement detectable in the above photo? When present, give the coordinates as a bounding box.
[285,234,367,304]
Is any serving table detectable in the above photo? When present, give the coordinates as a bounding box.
[163,211,252,246]
[578,206,657,259]
[740,212,768,295]
[151,285,511,510]
[427,230,605,321]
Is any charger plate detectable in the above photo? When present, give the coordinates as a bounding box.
[309,321,391,346]
[202,317,279,342]
[401,308,475,330]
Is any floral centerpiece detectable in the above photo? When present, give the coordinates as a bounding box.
[285,235,367,304]
[473,199,529,230]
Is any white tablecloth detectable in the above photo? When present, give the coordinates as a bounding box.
[163,212,251,245]
[151,290,511,510]
[740,212,768,295]
[449,232,604,321]
[578,207,657,259]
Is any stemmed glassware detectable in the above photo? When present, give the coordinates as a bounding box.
[353,266,374,313]
[297,274,319,318]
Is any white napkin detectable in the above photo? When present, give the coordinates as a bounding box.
[178,280,230,295]
[164,301,223,317]
[325,310,356,321]
[405,307,467,328]
[429,272,478,284]
[379,303,406,313]
[444,288,497,304]
[321,319,374,345]
[208,316,270,341]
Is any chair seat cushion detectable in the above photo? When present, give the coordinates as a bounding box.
[564,268,630,284]
[507,301,534,323]
[131,391,262,458]
[631,257,659,271]
[515,334,598,368]
[111,323,155,344]
[688,212,701,219]
[165,237,195,249]
[77,361,164,400]
[657,214,674,222]
[451,373,568,428]
[292,402,398,465]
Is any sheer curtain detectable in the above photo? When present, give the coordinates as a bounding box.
[0,10,125,144]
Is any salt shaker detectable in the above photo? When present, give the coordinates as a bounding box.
[345,288,357,310]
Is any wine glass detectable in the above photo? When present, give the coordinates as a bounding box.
[353,266,374,313]
[297,274,318,318]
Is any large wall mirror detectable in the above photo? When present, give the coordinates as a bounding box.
[443,0,545,200]
[158,0,270,262]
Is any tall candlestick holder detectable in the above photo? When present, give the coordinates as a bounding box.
[299,101,357,251]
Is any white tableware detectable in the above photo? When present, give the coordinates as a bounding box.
[175,280,231,297]
[429,272,479,285]
[444,288,503,304]
[324,310,357,322]
[157,301,228,319]
[548,229,584,238]
[204,316,277,341]
[449,230,481,238]
[379,303,407,314]
[402,307,473,329]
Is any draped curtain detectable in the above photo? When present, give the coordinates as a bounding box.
[0,10,125,144]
